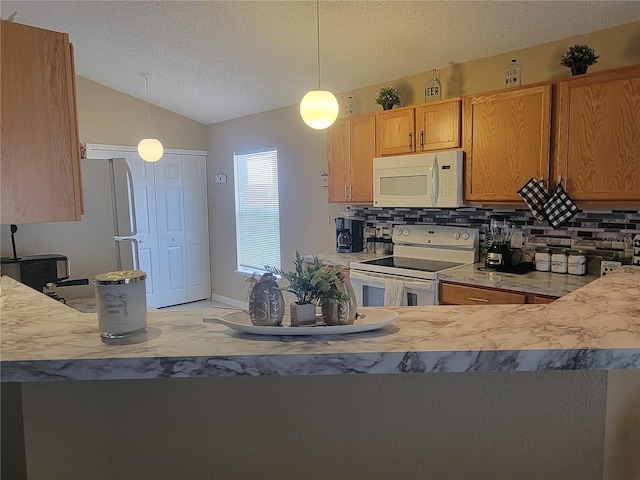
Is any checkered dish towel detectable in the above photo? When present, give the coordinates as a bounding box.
[517,178,548,222]
[543,183,579,229]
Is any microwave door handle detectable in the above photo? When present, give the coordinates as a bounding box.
[430,155,439,206]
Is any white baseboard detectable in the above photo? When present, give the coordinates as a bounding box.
[211,293,247,309]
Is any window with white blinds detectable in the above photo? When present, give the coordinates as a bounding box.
[234,149,281,273]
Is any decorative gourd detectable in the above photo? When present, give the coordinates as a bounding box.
[248,273,285,326]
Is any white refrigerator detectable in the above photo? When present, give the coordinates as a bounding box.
[82,158,139,273]
[82,153,162,308]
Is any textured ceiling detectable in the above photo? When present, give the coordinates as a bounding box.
[3,1,640,125]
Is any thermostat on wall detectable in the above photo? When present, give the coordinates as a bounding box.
[215,170,227,184]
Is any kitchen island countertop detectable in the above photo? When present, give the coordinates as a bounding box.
[1,267,639,382]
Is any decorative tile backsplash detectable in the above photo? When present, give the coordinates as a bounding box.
[346,206,640,268]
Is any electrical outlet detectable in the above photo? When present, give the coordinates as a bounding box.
[600,260,622,277]
[510,229,523,249]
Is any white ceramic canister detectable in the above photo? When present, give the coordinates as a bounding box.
[551,251,568,274]
[94,270,147,338]
[535,248,552,272]
[567,250,587,275]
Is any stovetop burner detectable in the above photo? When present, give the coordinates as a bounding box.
[359,256,465,273]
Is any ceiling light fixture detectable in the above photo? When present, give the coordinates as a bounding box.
[137,74,164,163]
[299,0,338,130]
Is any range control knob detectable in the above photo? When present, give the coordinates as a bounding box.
[453,232,460,240]
[394,227,403,236]
[462,232,470,240]
[403,228,410,236]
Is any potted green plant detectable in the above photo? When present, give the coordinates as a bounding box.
[560,44,599,76]
[375,86,401,110]
[265,252,348,326]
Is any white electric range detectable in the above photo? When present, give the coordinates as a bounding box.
[349,225,479,306]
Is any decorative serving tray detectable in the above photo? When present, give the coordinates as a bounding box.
[203,307,397,336]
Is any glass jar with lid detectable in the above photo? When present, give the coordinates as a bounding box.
[534,247,552,272]
[551,250,568,274]
[567,249,587,275]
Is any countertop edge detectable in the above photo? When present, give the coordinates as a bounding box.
[2,347,639,382]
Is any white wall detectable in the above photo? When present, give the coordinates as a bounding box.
[207,105,338,303]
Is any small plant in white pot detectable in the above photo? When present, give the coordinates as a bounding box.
[265,252,346,326]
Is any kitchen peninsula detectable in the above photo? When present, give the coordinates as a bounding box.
[2,271,639,479]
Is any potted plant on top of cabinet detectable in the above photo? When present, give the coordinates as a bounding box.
[560,44,599,76]
[375,87,401,110]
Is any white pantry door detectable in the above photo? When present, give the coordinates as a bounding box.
[154,154,188,306]
[182,155,211,302]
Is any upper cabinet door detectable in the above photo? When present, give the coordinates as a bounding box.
[1,20,82,224]
[376,107,416,156]
[463,85,552,203]
[327,119,350,203]
[349,114,376,203]
[415,99,461,151]
[555,65,640,201]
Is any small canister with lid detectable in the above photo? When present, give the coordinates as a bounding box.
[551,250,568,274]
[534,248,552,272]
[567,249,587,275]
[94,270,147,339]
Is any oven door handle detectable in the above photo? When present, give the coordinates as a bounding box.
[350,270,435,289]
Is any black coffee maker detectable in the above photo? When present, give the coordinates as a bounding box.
[485,215,515,271]
[335,218,364,253]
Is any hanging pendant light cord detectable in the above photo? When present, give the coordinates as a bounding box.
[145,76,152,138]
[315,0,321,89]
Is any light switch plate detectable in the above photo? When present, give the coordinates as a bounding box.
[510,229,523,248]
[600,260,622,277]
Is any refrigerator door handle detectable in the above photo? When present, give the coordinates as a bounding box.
[115,237,140,271]
[131,238,140,271]
[125,162,138,236]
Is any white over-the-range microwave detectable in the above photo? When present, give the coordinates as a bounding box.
[373,150,463,208]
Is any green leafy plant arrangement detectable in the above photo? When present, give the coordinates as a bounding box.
[265,252,349,305]
[375,87,401,108]
[560,44,599,68]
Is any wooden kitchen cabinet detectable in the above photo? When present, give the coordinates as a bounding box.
[530,295,557,304]
[439,281,559,305]
[463,84,552,203]
[375,99,461,156]
[439,282,527,305]
[1,20,82,224]
[327,114,375,203]
[375,106,415,156]
[415,99,461,151]
[555,64,640,202]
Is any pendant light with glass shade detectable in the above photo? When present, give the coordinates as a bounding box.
[299,0,338,130]
[137,74,164,162]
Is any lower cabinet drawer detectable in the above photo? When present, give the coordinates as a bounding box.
[439,282,527,305]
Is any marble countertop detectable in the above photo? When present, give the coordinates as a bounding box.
[2,268,639,382]
[439,263,600,297]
